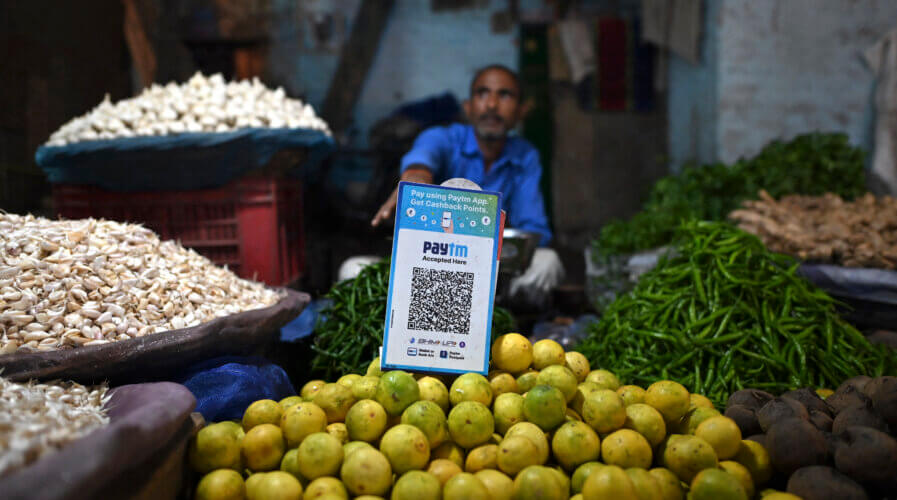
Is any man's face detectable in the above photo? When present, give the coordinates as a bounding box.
[465,69,521,141]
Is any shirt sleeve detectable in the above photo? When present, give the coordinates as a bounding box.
[508,149,553,246]
[400,126,451,179]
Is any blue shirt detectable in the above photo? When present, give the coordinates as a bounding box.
[400,123,553,246]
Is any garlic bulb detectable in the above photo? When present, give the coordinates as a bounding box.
[45,72,331,146]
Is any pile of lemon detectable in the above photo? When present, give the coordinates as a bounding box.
[189,333,799,500]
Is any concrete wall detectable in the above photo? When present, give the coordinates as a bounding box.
[716,0,895,163]
[357,2,517,141]
[669,0,897,168]
[268,0,359,117]
[268,0,517,144]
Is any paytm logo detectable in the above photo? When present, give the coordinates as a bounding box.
[423,241,468,257]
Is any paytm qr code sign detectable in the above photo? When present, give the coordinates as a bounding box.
[381,182,502,375]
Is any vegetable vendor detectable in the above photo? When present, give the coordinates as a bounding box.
[364,64,563,306]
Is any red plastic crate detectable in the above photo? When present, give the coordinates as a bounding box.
[52,176,304,286]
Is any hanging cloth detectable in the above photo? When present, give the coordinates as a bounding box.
[558,19,596,85]
[865,28,897,196]
[641,0,702,64]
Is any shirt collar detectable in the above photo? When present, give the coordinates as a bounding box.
[462,125,481,156]
[462,125,523,168]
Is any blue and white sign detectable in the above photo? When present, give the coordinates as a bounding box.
[381,182,502,375]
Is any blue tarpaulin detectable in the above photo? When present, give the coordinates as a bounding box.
[798,264,897,305]
[799,264,897,329]
[35,127,334,191]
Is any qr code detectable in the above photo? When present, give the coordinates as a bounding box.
[407,267,474,334]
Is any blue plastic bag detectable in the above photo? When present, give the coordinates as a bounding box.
[279,298,332,342]
[175,356,296,422]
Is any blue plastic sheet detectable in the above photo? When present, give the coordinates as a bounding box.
[799,264,897,329]
[798,264,897,305]
[279,298,331,342]
[530,314,599,350]
[35,127,334,191]
[175,356,296,422]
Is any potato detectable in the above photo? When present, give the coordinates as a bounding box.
[826,385,871,415]
[766,418,828,476]
[786,466,868,500]
[757,398,808,433]
[724,404,761,436]
[823,430,838,458]
[726,389,773,411]
[836,376,871,395]
[834,426,897,489]
[745,434,766,448]
[808,409,833,432]
[782,388,832,416]
[867,376,897,428]
[831,404,888,435]
[860,375,892,399]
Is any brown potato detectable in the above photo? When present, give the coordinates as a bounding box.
[860,375,893,399]
[837,376,871,395]
[831,404,888,435]
[834,426,897,490]
[868,376,897,428]
[725,404,761,436]
[808,409,833,432]
[746,434,766,448]
[766,418,828,476]
[726,389,774,411]
[782,388,832,416]
[827,385,871,415]
[757,398,809,433]
[786,466,868,500]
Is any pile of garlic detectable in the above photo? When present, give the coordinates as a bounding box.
[0,213,283,354]
[45,72,330,147]
[0,377,109,477]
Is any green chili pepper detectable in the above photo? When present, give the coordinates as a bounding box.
[577,221,897,407]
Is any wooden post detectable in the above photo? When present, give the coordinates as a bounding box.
[321,0,395,135]
[122,0,156,88]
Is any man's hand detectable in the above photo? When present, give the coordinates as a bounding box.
[371,166,434,227]
[371,189,399,227]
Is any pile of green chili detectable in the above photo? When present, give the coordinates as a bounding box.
[311,259,516,379]
[577,221,897,406]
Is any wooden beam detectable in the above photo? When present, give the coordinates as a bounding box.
[122,0,156,88]
[321,0,395,135]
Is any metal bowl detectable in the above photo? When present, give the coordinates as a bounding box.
[500,228,541,275]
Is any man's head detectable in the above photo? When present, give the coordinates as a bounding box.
[464,65,523,141]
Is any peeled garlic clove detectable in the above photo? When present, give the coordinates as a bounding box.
[159,107,177,121]
[43,72,331,145]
